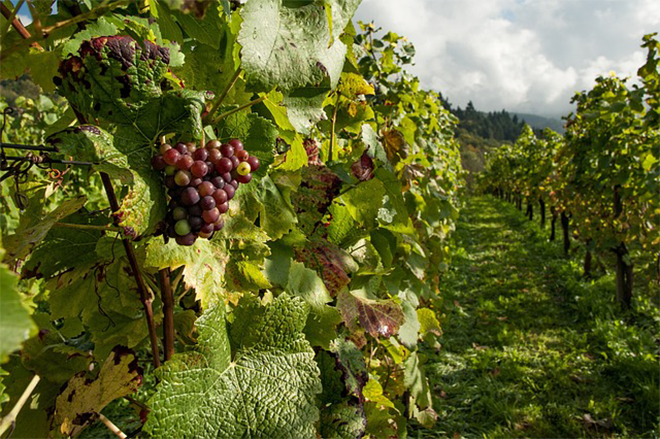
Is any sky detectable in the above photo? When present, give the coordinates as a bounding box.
[354,0,660,117]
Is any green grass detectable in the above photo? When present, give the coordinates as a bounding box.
[414,196,659,439]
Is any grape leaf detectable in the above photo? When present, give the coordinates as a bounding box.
[340,178,386,229]
[48,125,133,184]
[0,256,36,363]
[54,347,143,437]
[403,351,431,408]
[319,402,367,439]
[338,290,405,339]
[417,308,442,337]
[144,237,229,308]
[22,210,108,279]
[257,175,297,239]
[238,0,348,93]
[295,237,356,297]
[316,338,368,438]
[285,261,341,348]
[144,294,321,438]
[2,195,87,263]
[215,112,279,171]
[57,36,173,123]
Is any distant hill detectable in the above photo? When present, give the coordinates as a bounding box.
[513,113,565,134]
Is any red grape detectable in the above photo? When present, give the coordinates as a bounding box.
[230,180,239,189]
[176,155,194,170]
[224,184,235,200]
[217,202,229,214]
[200,223,214,234]
[193,148,208,161]
[229,138,243,151]
[230,156,240,169]
[199,230,214,239]
[198,181,215,197]
[190,177,203,187]
[235,150,249,161]
[202,208,220,223]
[208,148,222,164]
[220,143,234,157]
[210,176,225,188]
[163,148,181,166]
[181,187,200,205]
[188,205,202,216]
[212,189,228,204]
[216,157,233,174]
[152,155,166,170]
[189,216,203,231]
[174,142,188,154]
[236,173,252,184]
[247,156,260,172]
[175,233,197,246]
[200,196,216,211]
[159,143,172,154]
[191,161,209,178]
[206,139,222,150]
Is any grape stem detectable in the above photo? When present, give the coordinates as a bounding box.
[99,414,127,439]
[212,95,265,124]
[100,172,161,369]
[159,267,175,362]
[53,222,124,233]
[0,374,41,437]
[205,67,243,124]
[0,1,41,50]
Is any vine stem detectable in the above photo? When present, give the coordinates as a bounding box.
[100,173,161,369]
[159,267,175,361]
[53,222,123,233]
[213,95,265,124]
[0,374,40,436]
[0,1,42,50]
[205,68,242,124]
[4,0,161,370]
[98,414,127,439]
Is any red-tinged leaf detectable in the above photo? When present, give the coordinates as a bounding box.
[338,290,405,338]
[295,237,355,296]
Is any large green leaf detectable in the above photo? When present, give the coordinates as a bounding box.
[144,294,321,438]
[2,195,87,263]
[238,0,353,93]
[0,255,36,363]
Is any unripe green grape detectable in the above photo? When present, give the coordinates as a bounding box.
[173,207,187,221]
[175,170,192,186]
[175,219,191,236]
[164,165,177,176]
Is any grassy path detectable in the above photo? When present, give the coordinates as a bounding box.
[416,196,658,438]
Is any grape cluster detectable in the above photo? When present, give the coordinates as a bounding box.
[151,138,259,246]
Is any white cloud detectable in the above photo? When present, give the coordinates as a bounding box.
[17,14,32,25]
[354,0,659,116]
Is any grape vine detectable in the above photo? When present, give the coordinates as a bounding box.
[0,2,462,438]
